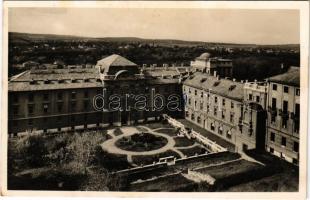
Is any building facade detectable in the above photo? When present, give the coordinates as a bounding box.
[8,54,184,135]
[266,67,300,165]
[190,52,233,78]
[8,53,300,165]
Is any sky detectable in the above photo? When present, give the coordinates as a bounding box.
[8,8,300,45]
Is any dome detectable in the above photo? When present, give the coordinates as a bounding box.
[197,52,211,60]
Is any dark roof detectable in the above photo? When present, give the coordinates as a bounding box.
[184,72,244,101]
[268,67,300,87]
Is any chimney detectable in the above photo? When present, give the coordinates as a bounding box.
[241,80,244,83]
[142,64,147,69]
[233,78,236,82]
[216,75,220,80]
[245,80,248,83]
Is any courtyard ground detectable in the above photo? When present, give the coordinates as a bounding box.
[7,121,299,192]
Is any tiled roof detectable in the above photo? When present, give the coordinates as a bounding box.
[184,72,244,101]
[268,67,300,87]
[144,68,181,77]
[147,77,180,85]
[9,68,101,91]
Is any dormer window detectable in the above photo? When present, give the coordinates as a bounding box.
[30,79,37,85]
[213,81,220,87]
[58,79,65,84]
[71,79,78,83]
[229,85,236,91]
[44,79,51,84]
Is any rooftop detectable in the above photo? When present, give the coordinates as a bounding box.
[268,66,300,87]
[184,72,244,101]
[9,68,101,91]
[96,54,139,75]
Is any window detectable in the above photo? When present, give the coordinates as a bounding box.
[197,116,201,124]
[200,92,203,97]
[222,99,225,106]
[13,105,19,115]
[71,92,76,99]
[215,96,218,103]
[56,116,62,122]
[43,93,49,101]
[284,86,289,93]
[230,113,234,123]
[295,103,300,118]
[249,94,253,101]
[71,102,76,112]
[256,96,260,103]
[84,100,89,110]
[29,93,34,102]
[43,104,49,113]
[84,91,89,98]
[200,102,203,110]
[296,88,300,96]
[28,105,34,115]
[283,100,288,113]
[293,142,299,152]
[194,101,197,108]
[281,137,286,146]
[188,98,191,105]
[195,90,197,95]
[226,130,232,139]
[191,114,195,120]
[28,119,33,126]
[218,126,223,135]
[13,94,18,103]
[214,107,217,116]
[222,111,225,119]
[272,98,277,109]
[57,92,63,100]
[211,123,215,131]
[231,102,234,109]
[272,84,277,91]
[57,103,63,112]
[270,148,274,154]
[270,132,275,142]
[185,111,189,118]
[294,103,300,133]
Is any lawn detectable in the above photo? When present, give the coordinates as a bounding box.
[178,145,207,157]
[156,128,178,137]
[173,137,196,147]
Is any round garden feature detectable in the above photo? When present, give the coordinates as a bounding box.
[115,132,168,152]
